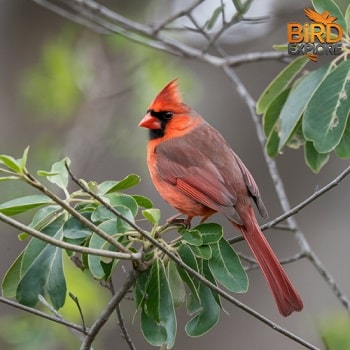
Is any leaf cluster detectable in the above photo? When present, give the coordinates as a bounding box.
[257,0,350,172]
[0,149,248,349]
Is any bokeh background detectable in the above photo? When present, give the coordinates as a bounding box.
[0,0,349,349]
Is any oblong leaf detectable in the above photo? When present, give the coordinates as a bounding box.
[45,157,71,191]
[263,88,290,157]
[195,223,223,244]
[63,212,92,239]
[167,260,185,308]
[209,238,248,293]
[185,282,220,337]
[303,60,350,153]
[98,174,140,194]
[106,193,138,217]
[335,115,350,159]
[304,141,330,173]
[17,216,66,309]
[0,195,53,216]
[141,259,176,348]
[181,229,203,246]
[312,0,347,35]
[2,252,24,298]
[88,220,118,279]
[142,208,160,226]
[256,56,309,114]
[132,195,153,209]
[278,64,329,151]
[0,155,20,173]
[206,5,224,30]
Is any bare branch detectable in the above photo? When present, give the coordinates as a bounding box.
[80,269,139,350]
[0,212,140,261]
[261,165,350,231]
[0,295,87,334]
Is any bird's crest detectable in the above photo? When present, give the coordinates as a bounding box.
[148,79,189,114]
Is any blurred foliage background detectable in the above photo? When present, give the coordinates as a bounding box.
[0,0,350,349]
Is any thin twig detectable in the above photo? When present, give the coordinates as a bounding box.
[261,165,350,231]
[242,251,306,271]
[109,280,135,350]
[228,165,350,244]
[69,292,87,332]
[39,295,90,345]
[0,295,87,334]
[80,269,139,350]
[0,212,140,261]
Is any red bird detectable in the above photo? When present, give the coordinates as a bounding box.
[139,79,303,316]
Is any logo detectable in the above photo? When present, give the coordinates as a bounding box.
[287,8,344,61]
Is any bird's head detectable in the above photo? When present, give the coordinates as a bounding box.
[139,79,197,140]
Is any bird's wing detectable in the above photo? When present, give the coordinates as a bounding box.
[154,134,243,224]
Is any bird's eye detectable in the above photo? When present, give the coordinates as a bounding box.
[163,112,173,120]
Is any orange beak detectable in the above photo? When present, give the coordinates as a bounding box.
[138,113,162,129]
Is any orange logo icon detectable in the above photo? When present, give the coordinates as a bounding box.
[287,8,343,61]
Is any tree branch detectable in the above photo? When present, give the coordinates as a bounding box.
[261,165,350,231]
[0,212,140,261]
[80,269,139,350]
[0,295,87,334]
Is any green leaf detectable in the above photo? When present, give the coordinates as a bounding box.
[312,0,347,35]
[37,170,60,177]
[134,269,149,309]
[17,205,62,240]
[29,205,62,230]
[303,60,350,153]
[141,259,176,348]
[190,245,212,260]
[132,195,153,209]
[0,176,20,182]
[167,260,185,308]
[0,155,21,173]
[335,114,350,159]
[206,5,224,30]
[278,64,329,151]
[17,215,66,309]
[91,202,135,233]
[256,56,309,114]
[345,4,350,34]
[305,141,330,173]
[2,252,24,298]
[263,88,290,157]
[177,244,200,304]
[142,208,160,226]
[98,174,141,194]
[181,229,203,246]
[209,238,248,292]
[272,44,288,51]
[18,146,30,171]
[185,282,220,337]
[62,212,91,239]
[0,195,53,216]
[195,223,223,244]
[106,193,138,217]
[88,220,118,279]
[46,157,71,191]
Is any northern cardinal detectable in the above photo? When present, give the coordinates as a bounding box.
[139,79,303,316]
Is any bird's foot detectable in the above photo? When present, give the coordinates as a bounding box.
[167,214,192,229]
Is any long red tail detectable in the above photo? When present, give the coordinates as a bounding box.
[233,207,303,316]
